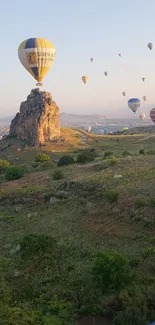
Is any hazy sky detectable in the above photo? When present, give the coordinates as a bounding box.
[1,0,155,118]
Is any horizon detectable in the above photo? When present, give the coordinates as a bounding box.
[1,0,155,119]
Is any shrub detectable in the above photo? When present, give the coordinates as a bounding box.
[5,166,24,181]
[90,148,96,153]
[139,148,145,155]
[0,159,10,173]
[109,156,118,165]
[35,152,50,163]
[19,164,28,173]
[104,151,113,159]
[113,306,147,325]
[39,161,54,170]
[135,197,148,208]
[77,150,96,164]
[147,150,155,155]
[53,170,64,180]
[58,155,74,167]
[105,189,118,203]
[122,150,130,157]
[20,233,58,260]
[32,161,39,168]
[93,251,131,292]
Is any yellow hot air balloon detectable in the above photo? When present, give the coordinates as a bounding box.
[82,76,88,84]
[18,37,56,86]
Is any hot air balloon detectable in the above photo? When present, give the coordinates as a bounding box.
[122,91,126,96]
[82,76,88,84]
[119,53,121,58]
[104,71,108,76]
[139,112,146,120]
[128,98,140,114]
[142,77,145,82]
[148,42,154,50]
[143,96,146,101]
[150,108,155,123]
[90,58,94,62]
[18,37,56,86]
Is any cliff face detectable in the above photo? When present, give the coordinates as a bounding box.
[10,88,61,146]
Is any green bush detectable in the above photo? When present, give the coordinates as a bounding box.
[105,189,118,203]
[139,148,145,155]
[57,155,75,167]
[113,306,147,325]
[35,152,50,163]
[77,150,96,164]
[38,161,54,170]
[19,164,28,173]
[0,159,10,173]
[135,197,148,208]
[53,170,64,180]
[109,156,118,165]
[93,251,131,293]
[122,150,130,157]
[5,166,24,181]
[104,151,113,159]
[20,234,58,260]
[147,150,155,155]
[32,161,39,168]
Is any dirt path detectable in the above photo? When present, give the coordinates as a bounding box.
[135,134,155,142]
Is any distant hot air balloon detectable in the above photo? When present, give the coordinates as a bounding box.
[148,42,154,50]
[122,91,126,96]
[90,58,94,62]
[143,96,146,101]
[150,108,155,123]
[128,98,140,114]
[82,76,88,84]
[18,37,56,86]
[142,77,145,82]
[139,112,146,121]
[119,53,121,58]
[104,71,108,76]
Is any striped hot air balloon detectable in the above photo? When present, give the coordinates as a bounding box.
[150,108,155,123]
[18,37,56,86]
[128,98,140,114]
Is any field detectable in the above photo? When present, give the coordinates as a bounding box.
[0,128,155,325]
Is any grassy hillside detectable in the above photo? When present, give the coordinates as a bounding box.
[0,128,155,325]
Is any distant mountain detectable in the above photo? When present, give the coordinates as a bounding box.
[0,116,14,126]
[0,113,152,129]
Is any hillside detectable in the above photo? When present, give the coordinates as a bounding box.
[0,128,155,325]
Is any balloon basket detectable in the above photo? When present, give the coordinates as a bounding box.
[36,83,43,87]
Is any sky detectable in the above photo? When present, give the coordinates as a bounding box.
[1,0,155,118]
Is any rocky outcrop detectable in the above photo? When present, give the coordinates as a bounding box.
[10,88,61,146]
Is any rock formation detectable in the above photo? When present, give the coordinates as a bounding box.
[10,88,61,146]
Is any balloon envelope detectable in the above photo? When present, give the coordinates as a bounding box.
[148,42,154,50]
[150,108,155,123]
[90,58,94,62]
[143,96,146,101]
[82,76,88,84]
[142,77,145,82]
[18,37,56,85]
[122,91,126,96]
[128,98,140,114]
[139,113,146,120]
[104,71,108,76]
[119,53,121,57]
